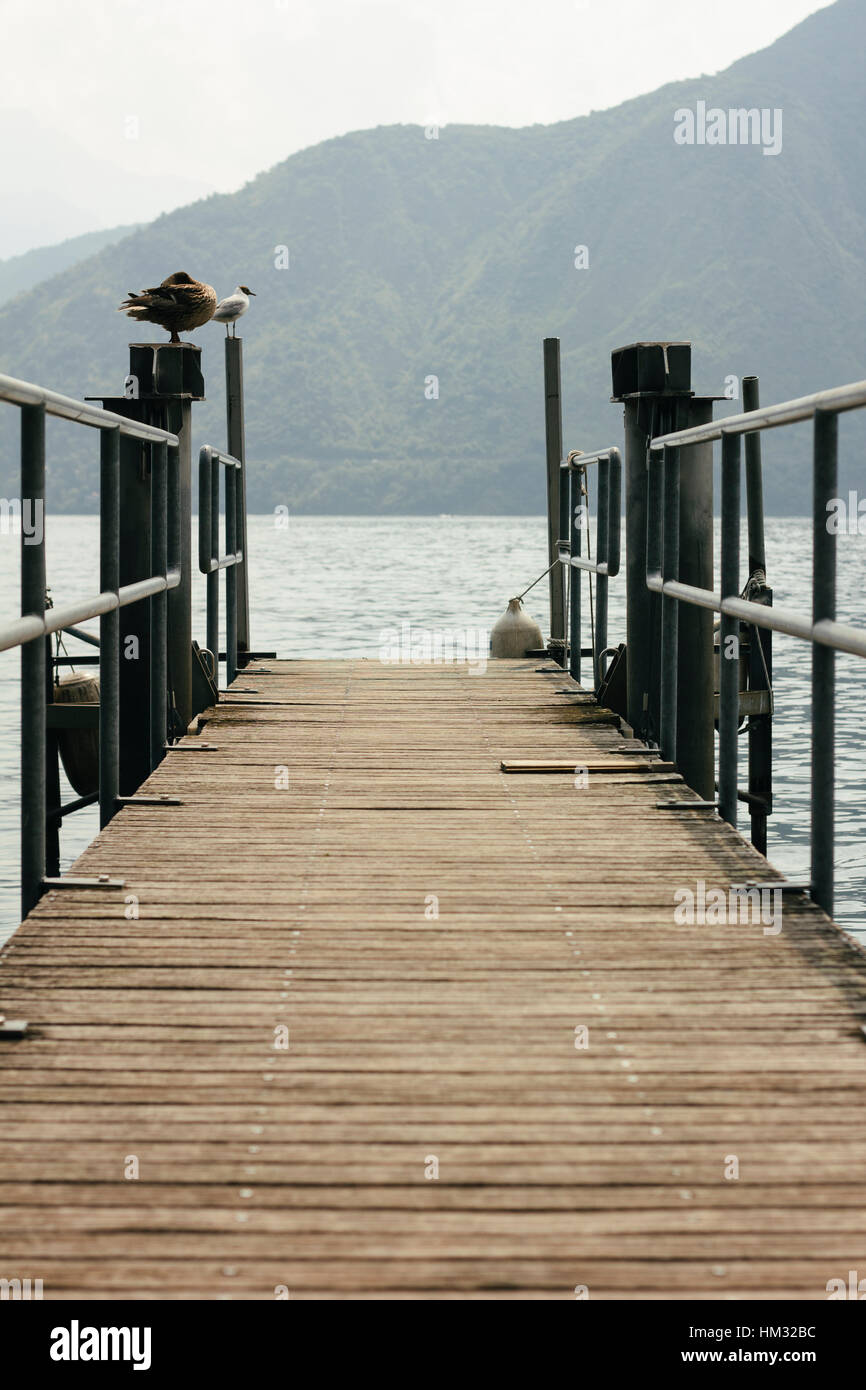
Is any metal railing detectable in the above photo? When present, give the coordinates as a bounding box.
[198,445,243,688]
[0,373,181,916]
[557,446,622,687]
[647,377,866,916]
[1,369,254,921]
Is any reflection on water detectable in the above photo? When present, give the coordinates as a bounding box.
[0,515,863,941]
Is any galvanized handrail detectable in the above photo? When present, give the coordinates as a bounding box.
[646,377,866,916]
[557,446,622,687]
[0,373,182,916]
[198,445,243,688]
[0,371,179,443]
[650,379,866,448]
[0,571,182,654]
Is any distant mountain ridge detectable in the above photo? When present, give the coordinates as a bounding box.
[0,0,864,513]
[0,225,141,308]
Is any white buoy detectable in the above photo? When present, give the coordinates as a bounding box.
[490,598,544,658]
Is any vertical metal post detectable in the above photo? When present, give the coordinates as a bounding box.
[643,440,665,742]
[567,466,580,682]
[743,374,772,854]
[20,403,46,918]
[225,337,250,662]
[45,633,61,878]
[150,440,168,768]
[719,432,741,826]
[645,439,663,728]
[543,339,566,663]
[748,588,773,855]
[225,465,238,688]
[676,401,716,800]
[99,427,120,827]
[607,452,622,577]
[743,376,766,576]
[622,400,651,733]
[166,393,193,727]
[167,444,181,584]
[116,425,151,795]
[594,457,610,688]
[660,445,680,761]
[811,409,837,916]
[208,456,219,674]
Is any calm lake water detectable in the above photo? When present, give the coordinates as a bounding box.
[0,515,864,941]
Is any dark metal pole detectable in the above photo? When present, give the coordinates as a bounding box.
[748,588,773,855]
[622,400,651,733]
[645,438,663,729]
[150,440,168,768]
[660,445,680,761]
[225,465,238,688]
[595,457,610,688]
[207,455,219,676]
[166,392,193,726]
[114,342,203,729]
[44,633,61,878]
[676,401,716,800]
[743,375,772,853]
[20,403,46,917]
[99,427,120,827]
[719,432,741,826]
[743,376,766,576]
[543,339,565,664]
[166,442,182,734]
[225,337,250,662]
[116,425,151,794]
[811,409,837,916]
[567,466,579,682]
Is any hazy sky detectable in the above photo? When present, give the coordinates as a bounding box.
[3,0,829,194]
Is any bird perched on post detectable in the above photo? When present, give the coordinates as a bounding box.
[211,285,256,337]
[118,271,217,343]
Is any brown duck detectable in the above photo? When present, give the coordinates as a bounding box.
[118,271,217,342]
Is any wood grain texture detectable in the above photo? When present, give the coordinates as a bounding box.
[1,657,865,1300]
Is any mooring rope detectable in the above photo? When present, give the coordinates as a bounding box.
[515,556,559,602]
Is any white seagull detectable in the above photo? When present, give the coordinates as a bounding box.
[212,285,256,337]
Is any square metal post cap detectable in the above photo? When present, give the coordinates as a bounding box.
[128,342,206,399]
[611,342,692,399]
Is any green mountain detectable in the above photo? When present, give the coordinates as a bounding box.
[0,224,141,308]
[1,0,864,514]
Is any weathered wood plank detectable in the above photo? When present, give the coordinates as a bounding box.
[0,658,865,1299]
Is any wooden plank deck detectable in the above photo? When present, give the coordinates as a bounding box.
[1,657,866,1300]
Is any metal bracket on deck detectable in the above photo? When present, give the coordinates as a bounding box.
[164,742,218,751]
[221,651,277,661]
[656,799,719,810]
[42,875,125,889]
[730,880,810,896]
[503,758,677,774]
[608,746,663,756]
[0,1016,28,1039]
[117,795,183,807]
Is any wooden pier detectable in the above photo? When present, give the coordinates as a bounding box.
[1,658,866,1299]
